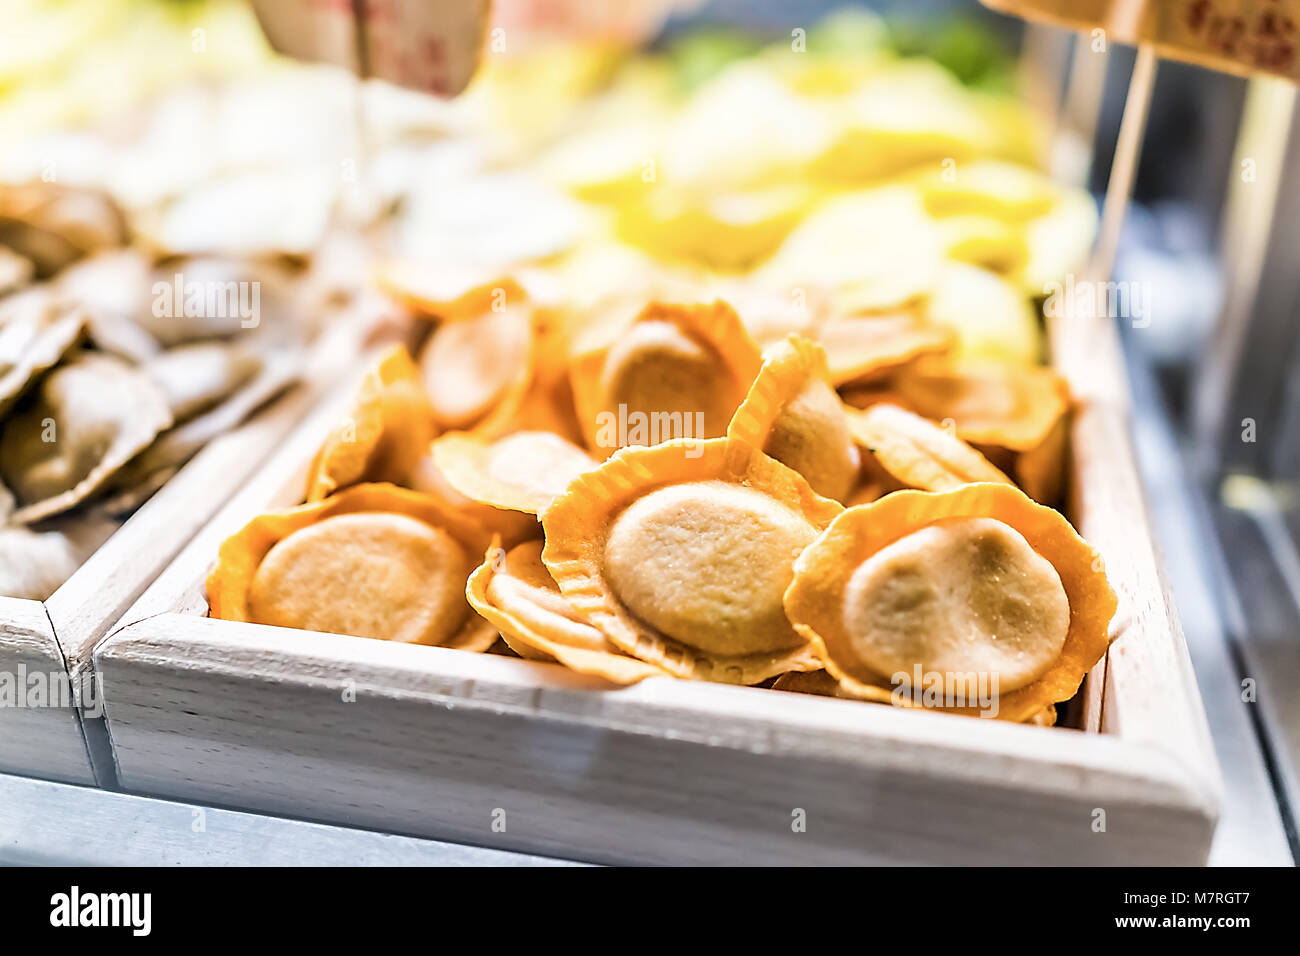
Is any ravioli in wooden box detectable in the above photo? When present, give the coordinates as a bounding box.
[89,23,1218,864]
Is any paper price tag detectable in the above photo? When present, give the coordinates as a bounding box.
[1158,0,1300,76]
[250,0,490,96]
[982,0,1300,81]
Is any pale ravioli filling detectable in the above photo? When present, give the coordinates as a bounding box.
[603,481,814,657]
[422,306,529,428]
[764,378,860,503]
[842,516,1069,694]
[599,320,736,443]
[248,512,472,645]
[486,540,608,653]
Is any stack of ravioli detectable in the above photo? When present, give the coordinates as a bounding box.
[209,292,1114,726]
[0,181,302,601]
[206,14,1117,726]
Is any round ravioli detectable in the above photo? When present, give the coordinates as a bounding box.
[1,351,173,524]
[418,300,535,435]
[784,483,1115,721]
[542,437,843,684]
[842,516,1070,691]
[304,345,436,502]
[846,403,1012,492]
[431,430,596,516]
[570,301,763,459]
[726,335,859,502]
[208,483,496,651]
[467,539,669,683]
[407,451,540,547]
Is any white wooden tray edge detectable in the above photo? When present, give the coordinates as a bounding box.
[0,596,94,784]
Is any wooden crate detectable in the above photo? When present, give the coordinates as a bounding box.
[93,315,1222,864]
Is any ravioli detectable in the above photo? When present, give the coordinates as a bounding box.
[430,430,596,516]
[417,299,535,434]
[304,345,436,502]
[726,335,859,502]
[846,403,1012,492]
[542,437,842,683]
[569,301,763,457]
[467,539,669,683]
[784,482,1116,721]
[890,355,1071,454]
[208,483,496,650]
[1,351,173,523]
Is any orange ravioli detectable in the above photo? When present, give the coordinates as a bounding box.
[815,312,953,386]
[726,335,860,502]
[208,483,496,651]
[784,482,1116,722]
[569,301,763,459]
[418,299,535,435]
[891,356,1071,453]
[431,430,596,516]
[467,539,670,684]
[541,437,843,684]
[407,451,540,548]
[845,403,1012,493]
[304,346,436,502]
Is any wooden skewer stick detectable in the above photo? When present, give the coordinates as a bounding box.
[1046,44,1158,411]
[1088,43,1158,283]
